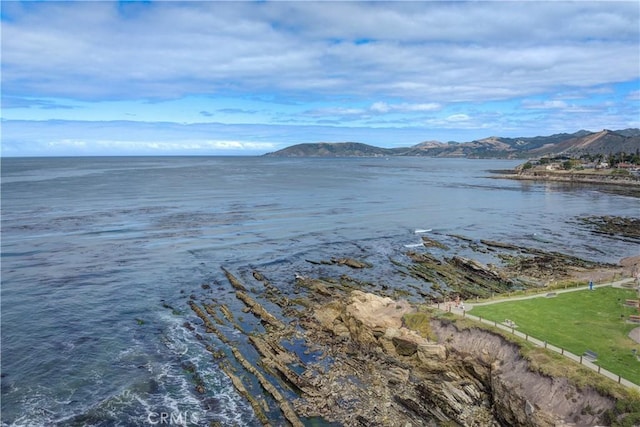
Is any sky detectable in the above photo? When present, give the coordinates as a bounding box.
[1,1,639,156]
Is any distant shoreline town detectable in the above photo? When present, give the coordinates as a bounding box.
[502,153,640,186]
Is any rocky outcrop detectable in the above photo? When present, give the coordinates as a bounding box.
[578,215,640,241]
[235,290,286,330]
[432,321,615,427]
[293,291,615,426]
[305,256,372,268]
[403,250,517,300]
[186,247,633,426]
[400,236,618,297]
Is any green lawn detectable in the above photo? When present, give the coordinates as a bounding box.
[469,286,640,385]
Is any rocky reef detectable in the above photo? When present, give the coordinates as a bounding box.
[576,216,640,241]
[178,232,638,426]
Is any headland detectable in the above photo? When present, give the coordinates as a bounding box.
[180,222,640,426]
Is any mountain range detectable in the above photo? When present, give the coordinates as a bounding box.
[264,128,640,158]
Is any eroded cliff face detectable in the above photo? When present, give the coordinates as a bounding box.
[431,321,614,426]
[293,290,615,426]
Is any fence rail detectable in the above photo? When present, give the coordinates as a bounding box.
[441,306,640,390]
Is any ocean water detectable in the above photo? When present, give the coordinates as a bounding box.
[1,156,638,426]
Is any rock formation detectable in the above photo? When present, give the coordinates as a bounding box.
[291,289,615,426]
[181,234,639,426]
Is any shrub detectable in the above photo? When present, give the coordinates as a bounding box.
[612,169,631,177]
[403,312,435,340]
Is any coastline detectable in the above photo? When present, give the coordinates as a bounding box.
[5,156,640,426]
[493,169,640,188]
[184,231,640,426]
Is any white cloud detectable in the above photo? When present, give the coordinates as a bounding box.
[2,2,638,155]
[370,102,391,114]
[0,120,282,156]
[4,111,637,157]
[522,100,569,109]
[446,114,470,122]
[370,102,441,113]
[94,139,276,152]
[268,2,639,45]
[304,107,367,118]
[2,2,638,103]
[627,90,640,101]
[48,139,87,149]
[304,101,441,120]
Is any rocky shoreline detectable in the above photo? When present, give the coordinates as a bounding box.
[494,169,640,191]
[291,288,619,426]
[176,226,639,426]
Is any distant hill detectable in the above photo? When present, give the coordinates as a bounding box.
[527,129,640,157]
[264,129,640,158]
[264,142,401,157]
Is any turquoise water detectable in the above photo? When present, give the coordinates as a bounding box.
[2,156,638,426]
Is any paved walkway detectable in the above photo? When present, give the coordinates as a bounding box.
[432,277,640,390]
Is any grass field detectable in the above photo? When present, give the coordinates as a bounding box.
[469,286,640,385]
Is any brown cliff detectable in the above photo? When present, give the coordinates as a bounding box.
[292,290,616,426]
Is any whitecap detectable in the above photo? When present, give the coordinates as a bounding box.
[414,228,432,234]
[404,243,424,248]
